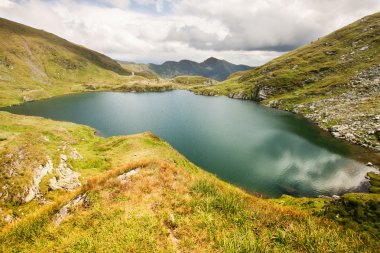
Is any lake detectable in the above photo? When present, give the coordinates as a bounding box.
[2,91,376,197]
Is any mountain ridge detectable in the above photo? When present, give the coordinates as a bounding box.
[149,57,252,81]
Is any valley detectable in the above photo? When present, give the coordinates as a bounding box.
[0,9,380,253]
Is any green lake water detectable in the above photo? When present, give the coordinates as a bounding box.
[2,91,376,197]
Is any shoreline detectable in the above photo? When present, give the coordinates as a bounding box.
[2,86,380,166]
[1,87,379,198]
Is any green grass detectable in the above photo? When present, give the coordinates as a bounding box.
[196,12,380,105]
[0,112,379,252]
[0,18,197,107]
[1,14,380,252]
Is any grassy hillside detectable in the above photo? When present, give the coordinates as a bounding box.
[0,18,178,106]
[173,75,217,85]
[0,111,379,252]
[192,12,380,150]
[149,57,251,81]
[118,61,159,80]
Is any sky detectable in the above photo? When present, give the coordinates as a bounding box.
[1,0,380,66]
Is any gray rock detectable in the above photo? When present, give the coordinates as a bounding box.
[118,168,141,182]
[52,193,89,226]
[24,158,54,203]
[2,214,18,223]
[22,95,34,102]
[70,148,83,160]
[48,154,81,191]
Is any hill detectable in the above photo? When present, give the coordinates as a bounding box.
[0,111,378,252]
[118,61,159,80]
[192,12,380,151]
[149,57,252,81]
[0,18,175,106]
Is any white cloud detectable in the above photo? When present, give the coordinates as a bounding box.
[0,0,379,66]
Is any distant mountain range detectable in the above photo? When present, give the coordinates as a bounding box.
[149,57,252,81]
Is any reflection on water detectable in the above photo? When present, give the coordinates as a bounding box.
[2,91,376,197]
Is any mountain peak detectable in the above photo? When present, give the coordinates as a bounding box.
[149,57,251,81]
[202,57,221,65]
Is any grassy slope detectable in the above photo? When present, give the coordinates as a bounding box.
[0,111,378,252]
[0,15,380,252]
[119,62,159,80]
[193,12,379,100]
[0,18,180,106]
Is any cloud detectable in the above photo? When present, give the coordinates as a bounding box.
[170,0,380,52]
[0,0,379,65]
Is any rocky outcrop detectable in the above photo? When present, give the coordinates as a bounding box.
[297,65,380,150]
[265,64,380,151]
[1,147,84,203]
[52,193,89,226]
[117,168,141,182]
[49,154,81,191]
[228,91,245,99]
[24,158,53,203]
[70,148,83,160]
[1,214,18,224]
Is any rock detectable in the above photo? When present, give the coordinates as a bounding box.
[303,78,315,85]
[229,91,245,99]
[318,195,332,199]
[52,193,89,226]
[48,154,81,191]
[344,133,355,141]
[118,168,141,182]
[85,84,96,90]
[267,100,280,107]
[70,148,83,160]
[324,51,336,56]
[332,195,340,200]
[367,162,373,167]
[359,46,369,51]
[22,95,34,102]
[329,125,348,133]
[2,214,18,224]
[24,157,54,203]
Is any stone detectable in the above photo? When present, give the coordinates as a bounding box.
[367,162,373,167]
[324,51,336,56]
[3,214,18,223]
[52,193,89,226]
[48,154,81,191]
[70,148,83,160]
[118,168,141,182]
[22,95,34,102]
[24,157,54,203]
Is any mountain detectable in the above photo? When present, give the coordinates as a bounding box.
[1,14,380,252]
[0,18,137,106]
[193,12,380,151]
[118,61,159,80]
[149,57,252,81]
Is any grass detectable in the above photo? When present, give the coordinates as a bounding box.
[195,12,380,104]
[0,112,379,252]
[1,14,380,252]
[0,18,204,107]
